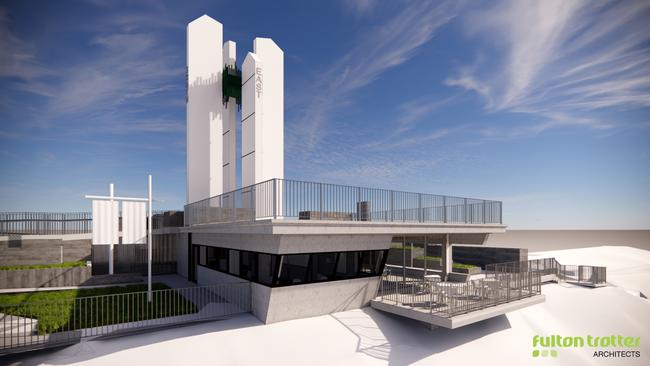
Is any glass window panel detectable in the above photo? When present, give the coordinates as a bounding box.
[229,250,240,276]
[335,251,359,279]
[206,247,217,269]
[308,252,338,282]
[240,251,257,281]
[360,250,384,275]
[257,253,278,286]
[278,254,310,285]
[199,246,207,266]
[216,248,229,272]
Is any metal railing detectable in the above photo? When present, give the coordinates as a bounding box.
[185,178,503,226]
[376,268,541,318]
[0,212,92,235]
[485,258,607,286]
[0,211,183,236]
[0,283,250,355]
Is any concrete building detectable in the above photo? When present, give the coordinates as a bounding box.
[181,15,541,326]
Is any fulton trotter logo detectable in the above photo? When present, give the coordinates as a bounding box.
[532,335,641,359]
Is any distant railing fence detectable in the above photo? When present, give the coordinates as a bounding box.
[0,212,91,236]
[0,283,251,355]
[185,178,503,226]
[0,211,183,236]
[485,258,607,286]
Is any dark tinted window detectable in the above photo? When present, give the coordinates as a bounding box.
[336,251,359,279]
[216,247,229,272]
[278,254,310,285]
[308,252,338,282]
[240,251,257,281]
[229,250,240,276]
[199,246,207,266]
[360,250,384,276]
[206,247,217,268]
[258,253,278,286]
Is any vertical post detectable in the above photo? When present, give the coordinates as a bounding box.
[464,198,468,223]
[443,196,447,223]
[319,182,323,220]
[423,235,427,277]
[148,175,153,303]
[390,191,394,222]
[109,183,114,275]
[272,179,277,219]
[483,200,487,224]
[441,234,451,281]
[60,245,63,264]
[418,193,422,223]
[402,236,406,283]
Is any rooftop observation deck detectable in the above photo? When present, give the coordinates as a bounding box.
[184,178,503,228]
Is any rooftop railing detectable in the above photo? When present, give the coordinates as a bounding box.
[485,258,607,287]
[184,178,503,227]
[376,268,541,318]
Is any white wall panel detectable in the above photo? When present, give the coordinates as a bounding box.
[91,200,118,245]
[122,201,147,244]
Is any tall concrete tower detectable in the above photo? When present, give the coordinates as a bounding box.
[186,16,284,207]
[241,38,284,188]
[186,15,223,204]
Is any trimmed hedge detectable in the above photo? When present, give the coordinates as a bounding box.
[0,283,197,334]
[0,261,87,271]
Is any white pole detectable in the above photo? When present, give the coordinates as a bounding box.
[147,175,153,302]
[109,183,114,275]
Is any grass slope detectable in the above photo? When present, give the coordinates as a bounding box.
[0,283,197,334]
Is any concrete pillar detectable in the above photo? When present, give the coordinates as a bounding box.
[441,234,452,281]
[423,235,427,276]
[402,236,406,282]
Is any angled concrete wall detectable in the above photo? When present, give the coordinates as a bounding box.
[262,277,380,323]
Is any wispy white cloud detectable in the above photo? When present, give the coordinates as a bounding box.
[289,1,458,151]
[341,0,378,17]
[0,7,50,81]
[2,5,184,136]
[446,0,650,134]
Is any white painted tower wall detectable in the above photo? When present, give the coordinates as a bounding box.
[223,41,237,194]
[241,38,284,217]
[186,15,224,204]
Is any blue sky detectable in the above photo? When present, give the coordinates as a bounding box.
[1,0,649,229]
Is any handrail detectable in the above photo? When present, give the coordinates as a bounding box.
[184,178,503,226]
[485,258,607,286]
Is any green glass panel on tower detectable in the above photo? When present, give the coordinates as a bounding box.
[223,65,242,105]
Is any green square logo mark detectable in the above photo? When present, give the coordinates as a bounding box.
[532,350,540,357]
[551,350,558,357]
[542,350,549,357]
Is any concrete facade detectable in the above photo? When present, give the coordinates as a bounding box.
[0,266,91,289]
[195,258,380,324]
[0,236,91,266]
[183,220,507,324]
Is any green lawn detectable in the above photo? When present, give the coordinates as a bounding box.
[0,261,87,271]
[414,255,479,269]
[0,284,197,334]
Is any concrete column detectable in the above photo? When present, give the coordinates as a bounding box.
[402,236,406,282]
[441,234,452,281]
[423,235,427,276]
